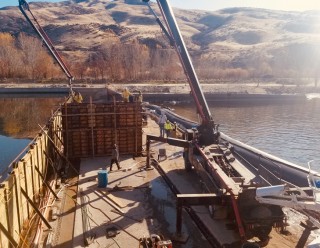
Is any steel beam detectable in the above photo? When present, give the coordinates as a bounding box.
[175,193,228,237]
[146,134,189,148]
[146,135,189,169]
[146,138,151,169]
[177,193,227,206]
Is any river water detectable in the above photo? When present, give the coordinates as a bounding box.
[0,94,319,176]
[172,95,320,168]
[0,96,65,176]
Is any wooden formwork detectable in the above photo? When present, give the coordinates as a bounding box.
[62,101,143,158]
[0,109,64,248]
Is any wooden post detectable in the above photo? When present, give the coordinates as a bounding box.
[64,103,69,158]
[22,161,30,219]
[20,188,52,230]
[0,223,18,248]
[34,166,59,200]
[90,97,95,157]
[53,130,64,146]
[12,171,21,233]
[3,184,12,248]
[38,125,78,175]
[34,144,42,191]
[146,138,151,169]
[43,151,57,175]
[29,154,36,201]
[113,96,118,145]
[39,135,46,178]
[135,101,138,155]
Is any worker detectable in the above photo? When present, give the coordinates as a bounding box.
[164,120,173,138]
[129,94,134,103]
[73,91,83,103]
[137,91,143,102]
[109,144,121,171]
[122,87,131,102]
[158,111,167,138]
[171,121,177,138]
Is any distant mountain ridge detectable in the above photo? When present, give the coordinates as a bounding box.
[1,0,320,80]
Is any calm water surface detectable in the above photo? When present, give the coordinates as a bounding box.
[0,97,64,176]
[172,98,320,167]
[0,96,320,175]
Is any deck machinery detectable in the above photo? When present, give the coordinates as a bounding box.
[143,0,320,246]
[18,0,320,247]
[144,0,318,246]
[142,0,286,246]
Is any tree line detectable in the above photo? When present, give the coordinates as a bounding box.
[0,33,61,80]
[0,32,319,84]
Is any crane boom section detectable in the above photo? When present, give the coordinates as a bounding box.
[18,0,74,82]
[156,0,213,125]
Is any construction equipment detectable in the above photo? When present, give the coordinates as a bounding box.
[18,0,75,94]
[17,0,320,246]
[144,0,218,146]
[144,0,308,245]
[255,160,320,245]
[139,234,172,248]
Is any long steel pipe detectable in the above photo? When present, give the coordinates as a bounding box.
[156,0,213,125]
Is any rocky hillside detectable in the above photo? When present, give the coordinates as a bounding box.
[1,0,320,80]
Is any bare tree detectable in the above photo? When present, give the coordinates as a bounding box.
[0,33,22,78]
[17,33,57,80]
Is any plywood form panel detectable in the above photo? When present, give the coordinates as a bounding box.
[62,102,143,158]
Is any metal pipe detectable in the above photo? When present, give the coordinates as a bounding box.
[156,0,213,125]
[146,2,175,46]
[18,0,74,90]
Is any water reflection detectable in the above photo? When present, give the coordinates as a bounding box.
[0,97,64,172]
[0,97,64,138]
[1,96,319,172]
[0,135,30,173]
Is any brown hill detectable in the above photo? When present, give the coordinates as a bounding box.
[0,0,320,81]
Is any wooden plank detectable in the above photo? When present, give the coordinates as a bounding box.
[97,190,124,213]
[103,191,126,208]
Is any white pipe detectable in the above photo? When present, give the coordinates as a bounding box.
[220,132,314,173]
[256,185,286,197]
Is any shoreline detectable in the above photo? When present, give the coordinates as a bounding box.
[141,92,307,103]
[0,83,319,102]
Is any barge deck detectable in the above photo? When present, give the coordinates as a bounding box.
[45,117,318,248]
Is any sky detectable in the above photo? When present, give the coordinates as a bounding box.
[0,0,320,11]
